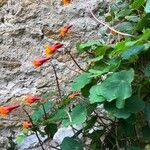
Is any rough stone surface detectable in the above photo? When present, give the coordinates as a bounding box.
[0,0,104,149]
[0,0,102,104]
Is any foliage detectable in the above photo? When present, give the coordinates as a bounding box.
[2,0,150,149]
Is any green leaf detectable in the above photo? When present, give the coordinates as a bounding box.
[109,40,129,58]
[88,130,104,149]
[81,82,94,97]
[31,101,53,122]
[60,137,83,150]
[104,102,130,119]
[121,45,145,60]
[144,103,150,127]
[118,120,136,137]
[89,69,134,108]
[76,41,102,52]
[116,22,133,32]
[88,68,109,77]
[142,125,150,140]
[126,146,142,150]
[136,14,150,31]
[72,73,92,91]
[88,56,103,63]
[46,108,67,123]
[115,8,132,18]
[84,116,97,131]
[125,16,140,22]
[63,105,87,126]
[132,0,145,9]
[15,133,27,144]
[89,85,106,104]
[145,0,150,13]
[125,96,145,113]
[138,29,150,41]
[144,63,150,77]
[44,123,57,138]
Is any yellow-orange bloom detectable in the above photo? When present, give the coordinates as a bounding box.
[63,0,71,5]
[25,95,41,105]
[45,43,63,57]
[0,104,20,116]
[32,57,50,68]
[68,92,80,100]
[59,24,73,37]
[22,121,32,129]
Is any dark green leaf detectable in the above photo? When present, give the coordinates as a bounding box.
[104,102,130,119]
[144,103,150,127]
[88,130,103,150]
[81,82,94,97]
[126,146,142,150]
[60,137,83,150]
[84,116,97,131]
[44,123,57,138]
[144,63,150,77]
[125,95,145,113]
[136,14,150,31]
[142,125,150,140]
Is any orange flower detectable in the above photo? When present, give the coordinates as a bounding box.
[45,43,63,57]
[68,92,80,100]
[59,24,73,37]
[0,104,20,116]
[25,95,41,105]
[22,121,32,129]
[111,30,117,35]
[63,0,71,5]
[32,57,50,68]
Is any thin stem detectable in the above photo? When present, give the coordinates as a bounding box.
[115,124,120,150]
[41,103,47,120]
[22,107,45,150]
[67,52,86,72]
[65,110,72,122]
[50,62,62,101]
[90,9,134,37]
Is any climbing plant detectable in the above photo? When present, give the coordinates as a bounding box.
[1,0,150,149]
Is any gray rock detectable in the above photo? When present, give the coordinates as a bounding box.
[0,0,102,104]
[18,134,47,150]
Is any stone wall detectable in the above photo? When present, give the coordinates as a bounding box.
[0,0,102,104]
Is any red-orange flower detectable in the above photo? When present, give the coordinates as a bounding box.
[32,57,50,68]
[68,92,80,100]
[59,24,73,37]
[0,104,20,116]
[63,0,71,5]
[22,121,32,129]
[25,95,41,105]
[45,43,63,57]
[111,30,117,35]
